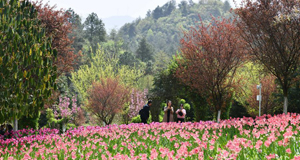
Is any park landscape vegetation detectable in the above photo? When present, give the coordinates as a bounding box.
[0,0,300,159]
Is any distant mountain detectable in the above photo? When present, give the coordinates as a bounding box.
[118,0,233,56]
[102,16,135,32]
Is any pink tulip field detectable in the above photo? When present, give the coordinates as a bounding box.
[1,113,300,160]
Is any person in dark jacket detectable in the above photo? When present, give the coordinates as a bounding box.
[141,100,152,124]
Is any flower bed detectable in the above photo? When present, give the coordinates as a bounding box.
[1,113,300,159]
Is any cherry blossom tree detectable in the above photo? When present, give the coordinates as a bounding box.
[53,96,81,132]
[122,89,148,124]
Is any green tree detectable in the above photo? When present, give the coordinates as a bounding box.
[136,37,153,62]
[178,0,188,16]
[146,10,152,17]
[109,29,119,41]
[84,12,106,52]
[66,8,85,56]
[188,0,195,7]
[162,1,176,16]
[152,6,163,19]
[119,51,139,67]
[0,0,57,130]
[223,0,231,13]
[150,53,211,121]
[150,56,210,122]
[153,51,171,73]
[128,24,137,38]
[234,62,265,107]
[71,46,143,104]
[100,40,125,60]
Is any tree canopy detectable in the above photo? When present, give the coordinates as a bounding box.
[71,46,143,104]
[0,0,57,124]
[176,17,246,122]
[84,12,106,52]
[234,0,300,114]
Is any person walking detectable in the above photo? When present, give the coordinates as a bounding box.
[140,100,152,124]
[163,100,174,122]
[176,104,186,123]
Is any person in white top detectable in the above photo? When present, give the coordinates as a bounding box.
[176,104,186,123]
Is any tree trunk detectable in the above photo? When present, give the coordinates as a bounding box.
[217,110,221,123]
[13,118,18,131]
[284,96,288,114]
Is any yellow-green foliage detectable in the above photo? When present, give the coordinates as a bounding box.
[136,75,154,90]
[71,46,143,104]
[131,115,141,123]
[234,61,266,106]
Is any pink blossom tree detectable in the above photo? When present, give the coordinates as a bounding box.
[53,96,81,132]
[123,89,148,124]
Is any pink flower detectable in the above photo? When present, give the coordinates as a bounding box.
[266,154,276,160]
[23,153,31,159]
[140,154,147,160]
[278,140,283,146]
[286,148,292,154]
[174,143,179,148]
[150,148,158,160]
[71,151,76,159]
[264,140,272,147]
[101,154,107,160]
[293,156,300,160]
[113,144,117,150]
[255,140,263,150]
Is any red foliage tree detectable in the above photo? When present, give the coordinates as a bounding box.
[176,17,246,122]
[234,0,300,114]
[87,78,130,125]
[33,1,79,74]
[247,75,278,117]
[33,2,81,109]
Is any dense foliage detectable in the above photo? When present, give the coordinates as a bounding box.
[234,0,300,114]
[0,0,57,124]
[118,0,233,57]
